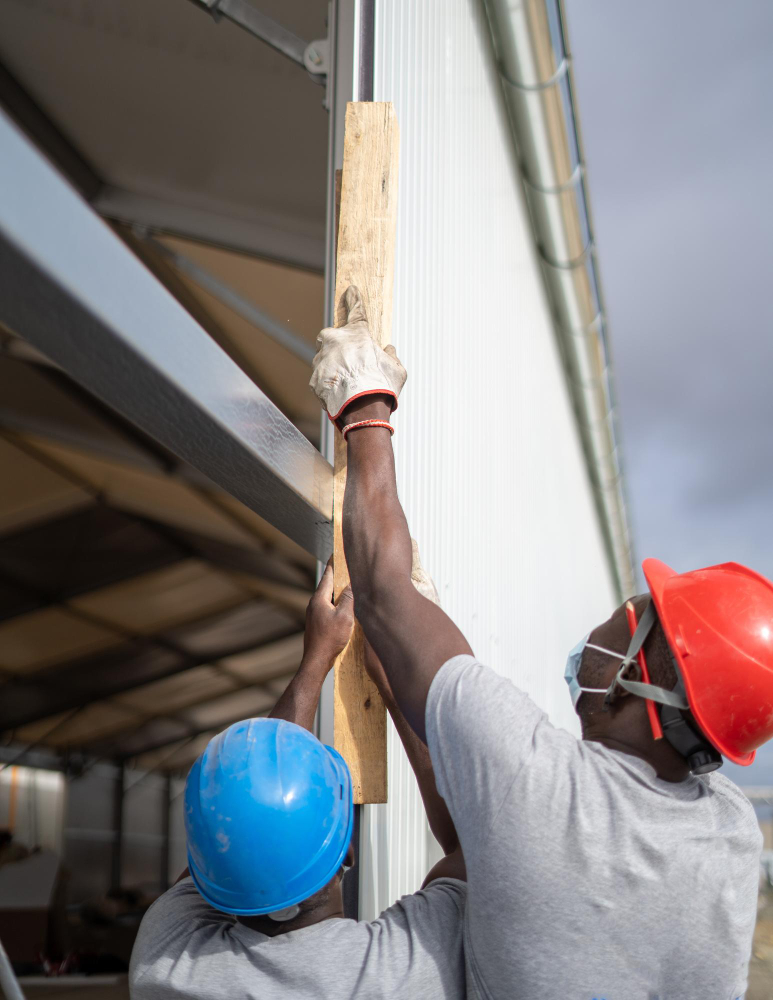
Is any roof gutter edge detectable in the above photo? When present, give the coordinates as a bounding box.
[482,0,636,600]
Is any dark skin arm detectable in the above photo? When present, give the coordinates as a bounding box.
[173,565,353,886]
[270,561,354,731]
[340,395,472,741]
[364,640,465,886]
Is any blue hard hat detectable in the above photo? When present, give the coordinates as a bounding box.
[184,718,353,916]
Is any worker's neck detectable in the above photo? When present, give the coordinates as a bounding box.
[583,711,691,783]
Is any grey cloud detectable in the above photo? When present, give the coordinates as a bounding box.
[565,1,773,784]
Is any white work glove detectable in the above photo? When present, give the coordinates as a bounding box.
[411,539,440,606]
[310,285,407,424]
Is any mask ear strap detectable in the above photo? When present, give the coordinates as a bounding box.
[604,600,689,710]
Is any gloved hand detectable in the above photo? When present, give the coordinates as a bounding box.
[310,285,407,424]
[411,539,441,606]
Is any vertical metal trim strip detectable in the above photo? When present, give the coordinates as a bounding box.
[357,0,375,102]
[320,0,361,917]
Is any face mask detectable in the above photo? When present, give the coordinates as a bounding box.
[564,633,629,707]
[267,904,301,923]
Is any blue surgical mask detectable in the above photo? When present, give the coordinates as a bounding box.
[564,633,627,707]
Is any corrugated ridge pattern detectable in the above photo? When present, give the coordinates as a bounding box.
[361,0,617,919]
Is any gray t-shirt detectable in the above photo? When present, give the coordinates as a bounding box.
[129,876,466,999]
[426,655,762,1000]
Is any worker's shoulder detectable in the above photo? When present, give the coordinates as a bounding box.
[431,652,547,716]
[703,771,760,826]
[137,876,231,940]
[369,878,467,933]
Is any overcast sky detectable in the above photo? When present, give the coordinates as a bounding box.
[566,1,773,785]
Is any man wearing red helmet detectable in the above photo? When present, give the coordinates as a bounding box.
[310,288,768,1000]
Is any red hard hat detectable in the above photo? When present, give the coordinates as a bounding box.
[643,558,773,766]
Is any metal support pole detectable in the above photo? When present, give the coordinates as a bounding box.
[0,935,25,1000]
[341,804,360,920]
[110,762,125,890]
[161,774,172,891]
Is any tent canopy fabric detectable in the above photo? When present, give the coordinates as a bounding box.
[0,0,331,775]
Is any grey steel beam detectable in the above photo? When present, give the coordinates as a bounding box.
[0,60,102,202]
[0,110,333,560]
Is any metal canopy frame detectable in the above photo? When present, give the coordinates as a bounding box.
[0,617,302,732]
[187,0,329,77]
[0,53,326,270]
[144,235,316,364]
[0,109,333,561]
[0,502,310,625]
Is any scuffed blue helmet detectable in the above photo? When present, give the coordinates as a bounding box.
[184,718,353,916]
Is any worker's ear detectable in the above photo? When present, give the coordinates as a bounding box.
[344,842,356,869]
[605,663,637,709]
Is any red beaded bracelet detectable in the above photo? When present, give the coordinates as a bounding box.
[341,419,394,441]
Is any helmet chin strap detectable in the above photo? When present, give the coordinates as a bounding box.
[603,599,722,775]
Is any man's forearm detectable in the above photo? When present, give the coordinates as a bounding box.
[342,416,425,729]
[345,427,413,605]
[341,398,472,739]
[269,656,330,732]
[340,396,412,599]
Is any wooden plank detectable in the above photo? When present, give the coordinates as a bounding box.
[332,103,399,804]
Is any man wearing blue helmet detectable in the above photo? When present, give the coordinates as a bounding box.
[130,560,467,999]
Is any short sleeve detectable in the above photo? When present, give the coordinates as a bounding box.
[136,877,224,938]
[129,878,233,993]
[425,655,565,844]
[365,879,467,997]
[377,877,466,929]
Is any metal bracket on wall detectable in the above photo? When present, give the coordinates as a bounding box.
[186,0,329,82]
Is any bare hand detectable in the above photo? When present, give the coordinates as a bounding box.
[302,560,354,672]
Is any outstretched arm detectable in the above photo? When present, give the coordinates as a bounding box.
[270,561,354,731]
[311,286,471,740]
[173,567,351,888]
[339,419,471,742]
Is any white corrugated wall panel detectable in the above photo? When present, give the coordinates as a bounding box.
[361,0,618,919]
